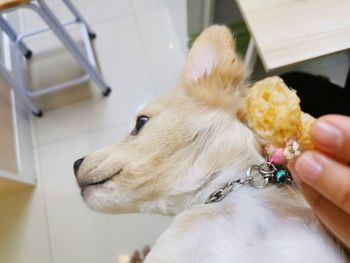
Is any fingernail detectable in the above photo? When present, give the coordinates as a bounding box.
[295,152,323,182]
[312,121,342,147]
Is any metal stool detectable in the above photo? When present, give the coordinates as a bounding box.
[0,0,111,117]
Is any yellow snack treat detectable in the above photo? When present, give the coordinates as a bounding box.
[246,76,315,150]
[299,113,316,150]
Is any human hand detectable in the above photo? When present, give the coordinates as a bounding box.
[288,115,350,249]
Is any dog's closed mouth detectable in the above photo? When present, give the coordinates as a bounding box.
[80,169,122,188]
[85,177,110,187]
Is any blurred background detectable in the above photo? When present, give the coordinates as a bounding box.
[0,0,349,262]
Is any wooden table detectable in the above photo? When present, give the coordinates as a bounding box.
[235,0,350,71]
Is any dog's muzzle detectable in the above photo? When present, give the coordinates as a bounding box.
[74,157,85,177]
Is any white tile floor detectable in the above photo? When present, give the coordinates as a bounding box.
[0,1,185,263]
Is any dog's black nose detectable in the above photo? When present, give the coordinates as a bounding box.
[74,157,85,176]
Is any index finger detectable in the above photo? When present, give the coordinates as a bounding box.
[311,115,350,161]
[292,150,350,215]
[298,182,350,249]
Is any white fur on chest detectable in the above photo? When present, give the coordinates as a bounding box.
[145,188,343,263]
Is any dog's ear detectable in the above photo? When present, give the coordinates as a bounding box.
[181,25,245,112]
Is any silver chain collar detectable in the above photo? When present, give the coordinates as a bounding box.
[205,162,293,204]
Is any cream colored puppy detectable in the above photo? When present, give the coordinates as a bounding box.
[74,26,347,262]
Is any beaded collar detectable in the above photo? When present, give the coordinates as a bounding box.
[205,139,301,204]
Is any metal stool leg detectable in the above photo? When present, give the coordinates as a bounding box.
[61,0,97,39]
[0,16,32,59]
[27,1,111,96]
[0,65,42,117]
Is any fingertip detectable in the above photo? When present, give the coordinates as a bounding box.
[311,120,343,148]
[311,115,350,161]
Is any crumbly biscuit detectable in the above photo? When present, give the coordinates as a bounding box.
[246,76,315,149]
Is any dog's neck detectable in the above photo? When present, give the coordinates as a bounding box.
[190,155,265,207]
[140,136,265,215]
[139,159,264,216]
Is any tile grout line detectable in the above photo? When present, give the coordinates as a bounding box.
[130,1,164,96]
[33,119,131,149]
[30,115,55,263]
[131,4,187,94]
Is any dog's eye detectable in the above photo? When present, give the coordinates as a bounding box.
[131,116,149,135]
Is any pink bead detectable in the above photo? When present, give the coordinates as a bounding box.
[270,148,285,164]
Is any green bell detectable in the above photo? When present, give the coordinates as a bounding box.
[273,169,289,183]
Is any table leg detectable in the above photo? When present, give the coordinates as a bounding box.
[244,38,257,76]
[345,67,350,90]
[345,52,350,90]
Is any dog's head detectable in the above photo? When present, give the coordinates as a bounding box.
[74,26,262,215]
